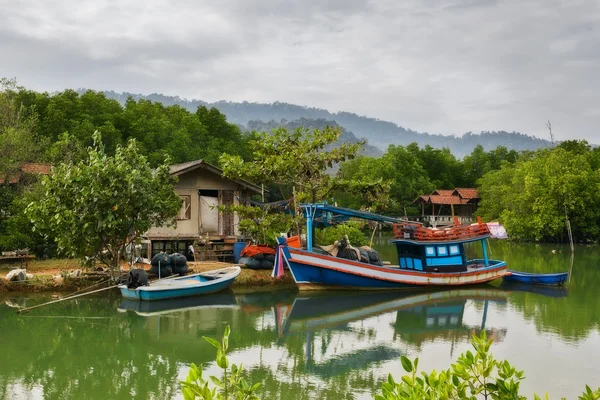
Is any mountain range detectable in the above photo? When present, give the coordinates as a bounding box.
[97,91,555,158]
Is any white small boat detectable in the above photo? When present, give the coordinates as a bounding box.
[118,266,241,301]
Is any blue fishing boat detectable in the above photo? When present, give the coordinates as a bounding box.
[503,271,568,286]
[274,203,509,290]
[118,266,241,301]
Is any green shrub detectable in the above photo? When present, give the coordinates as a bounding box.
[180,326,260,400]
[315,222,367,247]
[375,331,600,400]
[184,329,600,400]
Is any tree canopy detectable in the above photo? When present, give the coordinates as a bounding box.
[26,132,181,273]
[220,126,385,204]
[477,143,600,242]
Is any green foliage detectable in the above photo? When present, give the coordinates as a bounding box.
[338,145,435,213]
[376,331,600,400]
[408,144,465,189]
[218,204,300,245]
[0,187,54,255]
[220,126,388,237]
[220,126,380,204]
[180,326,261,400]
[478,144,600,242]
[315,222,367,247]
[26,132,181,274]
[0,78,46,181]
[6,83,248,167]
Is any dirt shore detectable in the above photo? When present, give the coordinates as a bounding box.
[0,259,295,293]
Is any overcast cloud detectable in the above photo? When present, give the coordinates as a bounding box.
[1,0,599,141]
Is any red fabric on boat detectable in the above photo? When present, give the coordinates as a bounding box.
[240,244,276,257]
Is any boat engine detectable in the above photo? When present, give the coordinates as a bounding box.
[127,269,149,289]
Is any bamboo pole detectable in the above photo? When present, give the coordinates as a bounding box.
[369,222,378,248]
[59,278,112,299]
[568,251,575,284]
[16,268,181,314]
[17,284,119,313]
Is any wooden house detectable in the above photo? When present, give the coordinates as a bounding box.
[145,160,262,260]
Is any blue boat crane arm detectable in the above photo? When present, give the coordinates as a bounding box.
[300,203,405,251]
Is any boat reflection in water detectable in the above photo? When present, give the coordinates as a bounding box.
[118,290,239,316]
[275,288,514,374]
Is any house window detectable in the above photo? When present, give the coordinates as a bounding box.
[178,195,191,220]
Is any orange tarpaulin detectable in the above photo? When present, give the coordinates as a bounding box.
[240,244,276,258]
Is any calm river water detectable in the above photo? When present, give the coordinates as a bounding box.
[1,239,599,399]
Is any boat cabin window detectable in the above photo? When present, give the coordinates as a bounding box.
[399,244,423,257]
[423,243,467,272]
[397,244,424,271]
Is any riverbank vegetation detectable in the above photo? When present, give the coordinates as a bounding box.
[1,78,599,265]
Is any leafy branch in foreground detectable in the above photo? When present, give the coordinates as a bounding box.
[182,329,600,400]
[376,331,600,400]
[26,131,181,276]
[180,326,261,400]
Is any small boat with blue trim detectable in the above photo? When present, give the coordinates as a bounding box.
[274,203,509,290]
[502,271,568,286]
[118,266,241,301]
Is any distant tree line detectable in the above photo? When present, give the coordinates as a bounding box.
[337,140,600,243]
[93,91,558,158]
[1,79,598,256]
[0,79,251,254]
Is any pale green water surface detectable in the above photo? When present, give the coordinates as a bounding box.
[1,239,599,399]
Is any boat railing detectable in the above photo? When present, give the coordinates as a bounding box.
[393,221,490,241]
[406,215,475,226]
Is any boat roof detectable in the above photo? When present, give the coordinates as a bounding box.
[299,203,404,224]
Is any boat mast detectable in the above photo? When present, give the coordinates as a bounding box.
[304,204,317,251]
[481,239,489,267]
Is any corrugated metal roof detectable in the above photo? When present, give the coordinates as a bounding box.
[169,160,205,175]
[169,159,262,194]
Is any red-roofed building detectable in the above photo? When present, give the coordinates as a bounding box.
[431,189,455,196]
[0,163,52,185]
[413,188,480,225]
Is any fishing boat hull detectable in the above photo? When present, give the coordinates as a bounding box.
[118,267,241,301]
[283,248,508,290]
[503,271,568,286]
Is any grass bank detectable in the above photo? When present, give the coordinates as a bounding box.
[0,259,295,293]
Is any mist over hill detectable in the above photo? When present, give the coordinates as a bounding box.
[98,91,554,158]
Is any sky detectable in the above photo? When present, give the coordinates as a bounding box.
[1,0,599,142]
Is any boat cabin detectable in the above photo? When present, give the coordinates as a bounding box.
[391,221,492,273]
[392,239,478,273]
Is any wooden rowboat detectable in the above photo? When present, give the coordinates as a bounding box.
[118,266,241,301]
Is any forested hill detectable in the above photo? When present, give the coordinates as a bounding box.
[245,118,382,157]
[98,91,552,158]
